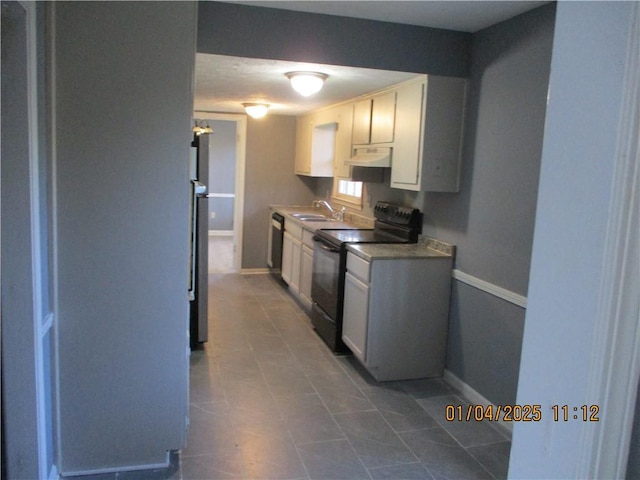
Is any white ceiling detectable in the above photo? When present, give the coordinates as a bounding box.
[194,1,548,117]
[194,55,423,116]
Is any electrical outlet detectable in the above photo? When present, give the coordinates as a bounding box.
[210,212,216,219]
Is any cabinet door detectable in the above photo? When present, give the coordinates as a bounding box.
[421,76,467,192]
[290,236,302,293]
[281,232,294,284]
[333,104,354,179]
[310,122,337,177]
[299,245,313,306]
[352,98,372,145]
[391,80,424,189]
[342,271,369,362]
[370,91,396,144]
[391,76,467,192]
[294,116,313,175]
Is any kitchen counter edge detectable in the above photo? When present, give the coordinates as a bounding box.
[347,238,456,261]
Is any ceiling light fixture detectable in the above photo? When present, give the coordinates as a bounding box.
[193,120,213,136]
[243,103,270,119]
[285,71,328,97]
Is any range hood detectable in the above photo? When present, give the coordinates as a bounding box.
[345,147,392,168]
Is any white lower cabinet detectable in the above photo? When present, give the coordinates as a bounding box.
[342,250,453,381]
[290,237,301,293]
[282,218,314,308]
[281,220,303,294]
[342,271,369,362]
[298,229,315,309]
[281,231,293,285]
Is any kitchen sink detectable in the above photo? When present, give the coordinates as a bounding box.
[290,213,331,221]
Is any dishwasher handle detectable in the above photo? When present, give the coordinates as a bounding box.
[313,236,341,253]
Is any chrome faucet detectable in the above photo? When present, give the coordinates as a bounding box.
[313,200,345,221]
[313,200,335,214]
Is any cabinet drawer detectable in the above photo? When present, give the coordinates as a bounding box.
[347,252,370,283]
[284,219,303,239]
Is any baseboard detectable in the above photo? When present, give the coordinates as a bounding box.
[61,452,170,477]
[208,230,233,236]
[241,268,270,275]
[443,369,513,438]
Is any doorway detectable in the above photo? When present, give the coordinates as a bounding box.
[194,112,247,273]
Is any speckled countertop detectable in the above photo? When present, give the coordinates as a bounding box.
[270,205,374,230]
[270,205,456,260]
[347,237,456,261]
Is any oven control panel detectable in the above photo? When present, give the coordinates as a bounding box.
[373,202,422,228]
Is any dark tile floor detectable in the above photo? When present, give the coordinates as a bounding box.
[75,273,511,479]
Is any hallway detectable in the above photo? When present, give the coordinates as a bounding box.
[208,235,235,274]
[180,273,511,479]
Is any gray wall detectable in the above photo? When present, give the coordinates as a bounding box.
[198,1,471,77]
[424,4,554,295]
[428,5,556,405]
[343,5,556,405]
[53,2,196,472]
[207,120,236,231]
[243,115,320,268]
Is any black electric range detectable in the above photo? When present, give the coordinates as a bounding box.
[310,202,422,353]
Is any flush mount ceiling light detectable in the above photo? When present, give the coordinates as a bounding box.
[193,120,213,136]
[285,71,329,97]
[243,103,270,119]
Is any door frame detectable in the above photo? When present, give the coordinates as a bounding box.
[509,3,640,478]
[1,1,55,478]
[193,111,247,273]
[581,4,640,476]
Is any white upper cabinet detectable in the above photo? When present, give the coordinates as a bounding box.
[294,116,313,175]
[352,91,396,146]
[294,74,467,191]
[391,75,468,192]
[352,99,372,145]
[370,91,396,144]
[333,103,354,179]
[295,110,337,177]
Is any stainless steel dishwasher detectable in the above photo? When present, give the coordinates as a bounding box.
[270,211,285,279]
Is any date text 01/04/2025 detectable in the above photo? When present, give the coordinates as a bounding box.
[445,404,600,422]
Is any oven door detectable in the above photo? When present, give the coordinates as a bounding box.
[311,235,342,320]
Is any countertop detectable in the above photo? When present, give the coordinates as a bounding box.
[270,205,374,230]
[270,205,456,261]
[347,237,456,261]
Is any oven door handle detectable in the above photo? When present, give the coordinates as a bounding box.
[313,236,341,253]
